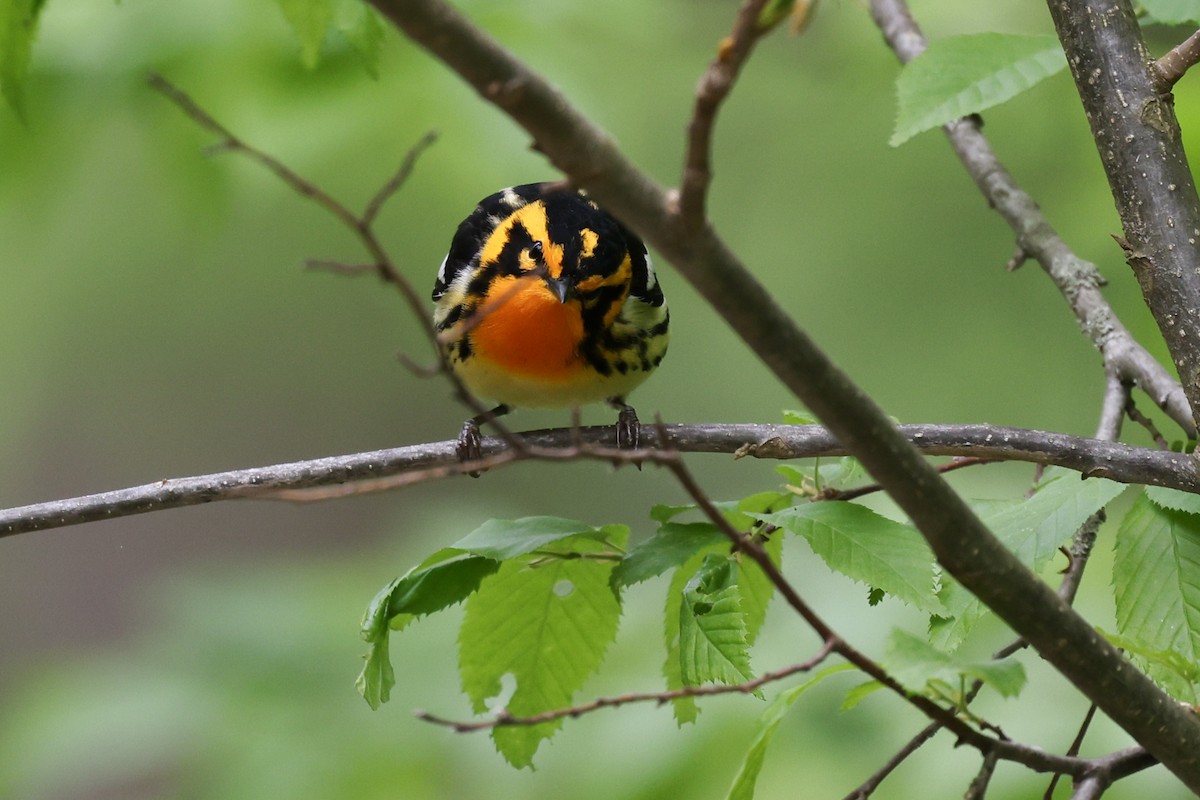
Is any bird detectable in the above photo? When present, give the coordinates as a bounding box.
[432,182,669,468]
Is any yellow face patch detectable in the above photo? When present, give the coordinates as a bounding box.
[579,227,599,262]
[477,202,565,279]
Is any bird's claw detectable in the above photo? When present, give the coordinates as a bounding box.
[614,404,642,469]
[457,418,484,478]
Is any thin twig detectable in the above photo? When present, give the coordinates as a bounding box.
[362,129,439,227]
[965,749,1000,800]
[1125,396,1171,449]
[840,722,941,799]
[1155,28,1200,91]
[418,641,837,732]
[678,0,770,225]
[149,73,523,449]
[1045,704,1100,800]
[1095,372,1130,444]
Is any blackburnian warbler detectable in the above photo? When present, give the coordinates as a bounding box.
[433,183,670,463]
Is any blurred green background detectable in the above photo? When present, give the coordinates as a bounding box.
[1,0,1196,797]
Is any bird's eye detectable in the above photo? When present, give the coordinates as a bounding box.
[529,241,544,261]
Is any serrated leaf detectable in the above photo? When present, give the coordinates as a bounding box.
[377,549,499,630]
[275,0,335,68]
[1114,491,1200,701]
[611,522,726,589]
[459,546,622,767]
[663,552,707,725]
[355,626,395,710]
[679,555,756,690]
[0,0,45,118]
[931,471,1124,650]
[885,629,1026,698]
[726,663,853,800]
[891,33,1067,146]
[355,548,500,709]
[738,532,783,647]
[454,516,604,560]
[1146,485,1200,515]
[759,502,945,615]
[1141,0,1200,25]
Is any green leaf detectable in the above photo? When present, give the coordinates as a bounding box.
[663,552,706,724]
[782,409,817,425]
[334,0,385,78]
[454,516,605,560]
[739,533,783,647]
[1101,629,1200,693]
[1146,485,1200,515]
[931,471,1124,650]
[650,503,695,523]
[725,664,854,800]
[611,522,727,589]
[274,0,335,68]
[1141,0,1200,25]
[0,0,45,118]
[716,491,793,531]
[355,549,501,709]
[679,555,756,690]
[759,502,945,615]
[777,457,864,495]
[459,542,622,767]
[885,629,1026,698]
[840,679,884,711]
[355,625,395,710]
[381,549,498,624]
[1114,491,1200,701]
[891,33,1067,146]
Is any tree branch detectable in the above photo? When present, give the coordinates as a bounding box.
[1154,28,1200,91]
[868,0,1194,436]
[1046,0,1200,430]
[3,422,1197,538]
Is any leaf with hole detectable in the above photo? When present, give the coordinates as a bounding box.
[459,533,625,767]
[678,554,757,691]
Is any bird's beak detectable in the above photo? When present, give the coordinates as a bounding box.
[544,275,573,303]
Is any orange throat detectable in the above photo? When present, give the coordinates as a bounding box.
[471,278,584,378]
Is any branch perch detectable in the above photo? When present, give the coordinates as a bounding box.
[3,422,1197,538]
